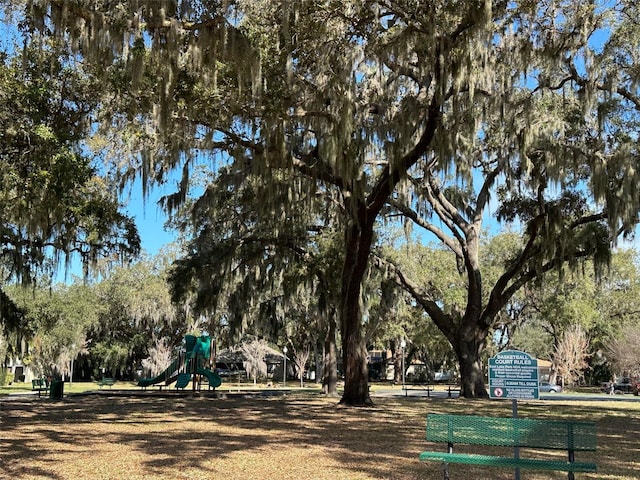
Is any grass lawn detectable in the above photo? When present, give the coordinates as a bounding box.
[1,386,638,480]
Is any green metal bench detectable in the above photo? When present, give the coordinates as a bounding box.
[31,378,49,397]
[97,377,116,389]
[419,413,597,480]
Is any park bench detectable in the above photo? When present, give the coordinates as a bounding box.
[31,378,49,397]
[419,413,597,480]
[97,377,116,389]
[402,384,434,396]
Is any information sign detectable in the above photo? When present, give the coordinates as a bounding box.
[488,350,539,400]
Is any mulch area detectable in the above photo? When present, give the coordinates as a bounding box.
[0,392,630,480]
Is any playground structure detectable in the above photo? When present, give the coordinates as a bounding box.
[137,334,222,390]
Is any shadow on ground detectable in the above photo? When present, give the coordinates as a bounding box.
[0,392,635,480]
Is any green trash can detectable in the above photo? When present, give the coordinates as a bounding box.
[50,380,64,399]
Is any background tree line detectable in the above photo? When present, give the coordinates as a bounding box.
[3,242,640,389]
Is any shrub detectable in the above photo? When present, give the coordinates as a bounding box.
[0,368,12,386]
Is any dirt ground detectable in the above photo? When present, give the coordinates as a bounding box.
[0,391,636,480]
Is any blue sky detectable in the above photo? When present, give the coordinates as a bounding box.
[52,183,176,283]
[123,181,176,256]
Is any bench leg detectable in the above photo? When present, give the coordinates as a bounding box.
[567,458,575,480]
[568,449,575,480]
[441,462,450,480]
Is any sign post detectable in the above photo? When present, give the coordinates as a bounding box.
[488,350,539,480]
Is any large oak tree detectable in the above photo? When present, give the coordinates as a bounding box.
[15,0,640,403]
[378,1,640,396]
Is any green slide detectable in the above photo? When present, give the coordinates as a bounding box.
[175,373,191,389]
[137,356,181,388]
[197,367,222,389]
[137,335,220,389]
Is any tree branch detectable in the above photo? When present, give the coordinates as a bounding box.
[371,254,455,341]
[388,198,464,258]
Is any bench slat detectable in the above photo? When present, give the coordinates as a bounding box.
[419,452,597,472]
[421,414,597,476]
[426,414,596,451]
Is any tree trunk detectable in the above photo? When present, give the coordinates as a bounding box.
[339,221,374,406]
[454,232,489,398]
[341,335,370,405]
[455,328,489,398]
[393,341,403,384]
[322,309,338,396]
[313,341,321,384]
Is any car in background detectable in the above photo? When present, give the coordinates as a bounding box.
[434,371,454,382]
[613,378,635,393]
[601,378,640,394]
[539,382,562,393]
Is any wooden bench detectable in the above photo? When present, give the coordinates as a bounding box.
[97,377,116,389]
[31,378,49,397]
[419,413,597,480]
